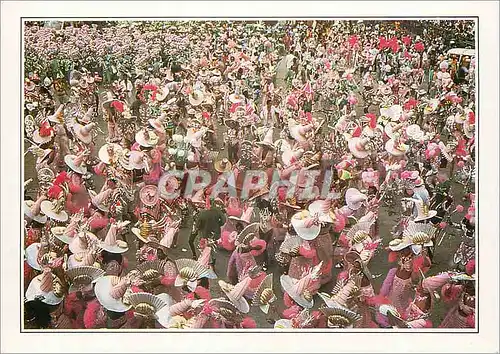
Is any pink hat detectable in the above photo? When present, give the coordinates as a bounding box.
[90,188,113,212]
[229,206,254,225]
[69,231,98,254]
[219,277,251,313]
[47,104,65,124]
[280,272,316,309]
[290,124,314,142]
[257,128,275,148]
[64,150,89,174]
[101,223,129,254]
[23,195,47,223]
[94,275,132,312]
[345,188,367,210]
[74,122,96,144]
[25,267,64,305]
[348,137,371,158]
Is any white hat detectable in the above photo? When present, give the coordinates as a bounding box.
[25,243,43,271]
[219,277,251,313]
[385,139,409,156]
[40,199,68,222]
[348,137,371,159]
[135,129,159,148]
[64,151,89,174]
[25,268,64,305]
[73,122,96,144]
[94,275,132,312]
[98,143,123,165]
[291,210,321,241]
[23,197,48,224]
[47,104,65,124]
[100,222,129,254]
[189,90,205,106]
[345,188,367,210]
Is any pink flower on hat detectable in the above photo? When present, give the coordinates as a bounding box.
[438,221,448,230]
[414,42,425,52]
[455,204,465,213]
[402,36,412,46]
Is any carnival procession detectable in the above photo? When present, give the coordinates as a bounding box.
[23,19,476,330]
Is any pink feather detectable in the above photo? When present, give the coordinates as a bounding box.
[240,317,257,328]
[283,305,301,319]
[249,238,267,257]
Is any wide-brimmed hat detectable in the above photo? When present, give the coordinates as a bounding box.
[308,199,336,223]
[274,309,314,329]
[98,143,123,165]
[229,92,245,104]
[385,138,409,156]
[158,173,181,198]
[65,266,105,293]
[156,85,170,102]
[51,226,74,245]
[219,277,251,313]
[379,304,411,328]
[67,249,99,269]
[69,231,99,254]
[345,188,367,211]
[291,210,321,241]
[25,243,43,271]
[128,150,147,170]
[412,198,438,222]
[40,199,68,222]
[100,222,130,254]
[128,292,168,318]
[89,188,113,212]
[405,124,424,140]
[290,123,314,142]
[23,196,48,224]
[135,129,159,148]
[189,90,205,106]
[280,273,315,309]
[131,220,157,244]
[78,107,94,124]
[32,122,55,144]
[380,104,403,122]
[73,122,96,144]
[47,104,65,124]
[348,137,371,159]
[346,221,374,253]
[248,186,270,202]
[384,122,405,139]
[25,268,64,305]
[64,150,89,174]
[251,273,276,314]
[320,305,362,328]
[139,185,159,207]
[94,275,132,312]
[229,208,255,226]
[401,221,436,254]
[174,259,217,292]
[256,128,275,149]
[214,158,233,173]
